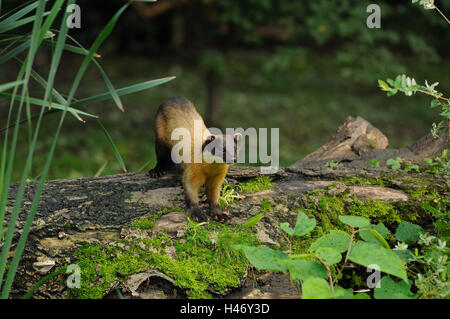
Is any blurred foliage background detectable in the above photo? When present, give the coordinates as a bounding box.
[1,0,449,181]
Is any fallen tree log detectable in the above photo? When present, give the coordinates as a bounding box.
[2,117,448,299]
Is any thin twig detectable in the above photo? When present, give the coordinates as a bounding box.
[433,5,450,24]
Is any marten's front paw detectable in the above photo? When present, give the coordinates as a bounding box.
[190,207,208,222]
[148,168,167,178]
[211,207,230,223]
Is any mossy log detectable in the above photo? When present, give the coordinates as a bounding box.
[3,116,448,299]
[3,164,447,298]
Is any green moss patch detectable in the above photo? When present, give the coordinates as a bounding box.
[68,222,258,299]
[238,176,274,193]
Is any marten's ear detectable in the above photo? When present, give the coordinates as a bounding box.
[202,135,216,151]
[206,135,215,143]
[234,133,242,143]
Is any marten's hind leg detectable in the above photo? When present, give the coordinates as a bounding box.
[183,167,207,222]
[206,170,230,222]
[148,141,175,177]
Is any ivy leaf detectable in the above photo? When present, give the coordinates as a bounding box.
[339,215,370,228]
[310,230,351,253]
[348,241,407,281]
[374,276,414,299]
[232,246,289,273]
[293,210,316,236]
[395,221,423,243]
[281,259,327,281]
[315,247,342,266]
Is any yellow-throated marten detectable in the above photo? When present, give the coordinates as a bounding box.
[148,97,241,222]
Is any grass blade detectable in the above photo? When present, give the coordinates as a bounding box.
[0,80,25,93]
[72,76,176,107]
[96,119,127,172]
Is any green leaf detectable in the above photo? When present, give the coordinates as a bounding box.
[360,222,390,247]
[386,158,402,170]
[430,99,440,108]
[352,293,371,299]
[370,159,380,168]
[374,276,414,299]
[348,241,408,281]
[281,259,327,281]
[233,246,289,272]
[333,286,354,299]
[280,222,294,236]
[392,249,415,264]
[243,213,264,229]
[395,221,423,243]
[293,210,316,236]
[301,277,332,299]
[378,79,390,91]
[315,247,342,265]
[310,230,351,253]
[339,215,370,228]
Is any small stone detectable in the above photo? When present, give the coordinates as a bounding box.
[153,212,188,237]
[32,259,55,274]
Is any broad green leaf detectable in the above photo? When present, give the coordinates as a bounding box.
[233,246,288,272]
[310,230,351,253]
[339,215,370,228]
[281,259,327,281]
[315,247,342,265]
[352,293,371,299]
[301,277,332,299]
[243,213,264,229]
[348,241,407,281]
[280,222,294,236]
[393,249,415,264]
[374,276,414,299]
[333,286,354,299]
[293,210,316,236]
[360,223,390,248]
[395,221,423,243]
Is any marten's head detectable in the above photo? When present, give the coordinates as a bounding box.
[202,133,242,164]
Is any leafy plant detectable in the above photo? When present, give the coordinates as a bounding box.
[386,157,403,170]
[370,159,380,168]
[0,0,174,298]
[324,160,339,168]
[234,210,448,299]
